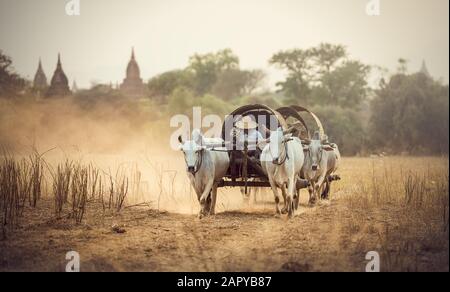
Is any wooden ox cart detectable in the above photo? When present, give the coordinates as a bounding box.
[213,104,338,195]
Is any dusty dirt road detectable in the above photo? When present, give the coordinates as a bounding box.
[0,195,429,272]
[0,196,370,272]
[1,157,448,272]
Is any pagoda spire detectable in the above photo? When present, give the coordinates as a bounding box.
[33,57,48,92]
[420,59,431,78]
[47,53,71,97]
[120,47,144,97]
[57,53,62,68]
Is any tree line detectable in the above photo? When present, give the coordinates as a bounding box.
[0,45,448,156]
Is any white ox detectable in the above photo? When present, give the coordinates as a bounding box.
[320,141,341,199]
[178,129,230,218]
[261,127,305,218]
[302,132,340,204]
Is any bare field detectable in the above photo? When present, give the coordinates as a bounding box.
[0,155,448,272]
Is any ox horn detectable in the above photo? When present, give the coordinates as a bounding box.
[283,127,296,135]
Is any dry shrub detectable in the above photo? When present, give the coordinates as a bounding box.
[53,160,72,218]
[51,160,134,222]
[106,168,129,212]
[28,153,44,208]
[70,164,89,223]
[0,153,45,239]
[0,156,22,239]
[16,159,31,213]
[341,157,449,271]
[88,165,102,201]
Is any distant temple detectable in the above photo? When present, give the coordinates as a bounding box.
[46,54,71,97]
[120,48,145,97]
[33,59,48,94]
[420,60,431,78]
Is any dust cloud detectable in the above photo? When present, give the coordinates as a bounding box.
[0,98,252,214]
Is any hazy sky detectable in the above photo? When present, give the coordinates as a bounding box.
[0,0,448,88]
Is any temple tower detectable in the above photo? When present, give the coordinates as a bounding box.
[33,59,47,89]
[33,59,48,96]
[120,48,145,97]
[46,54,71,97]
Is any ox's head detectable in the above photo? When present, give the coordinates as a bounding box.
[268,127,294,164]
[178,129,206,175]
[303,131,334,172]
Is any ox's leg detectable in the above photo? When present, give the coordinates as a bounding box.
[205,193,212,214]
[286,176,296,218]
[198,181,214,219]
[313,184,320,203]
[315,174,327,203]
[322,171,333,200]
[321,179,330,200]
[294,189,300,211]
[292,176,300,212]
[269,178,282,217]
[280,185,288,214]
[210,183,219,216]
[308,182,316,205]
[326,181,332,199]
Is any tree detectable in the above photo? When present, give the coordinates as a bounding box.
[314,60,371,107]
[270,43,370,108]
[147,70,195,103]
[311,105,367,156]
[212,69,266,100]
[74,84,125,109]
[188,49,239,95]
[167,87,195,115]
[0,51,26,98]
[195,94,233,116]
[212,69,247,101]
[242,69,266,95]
[370,72,449,154]
[397,58,409,74]
[269,48,312,104]
[311,43,347,76]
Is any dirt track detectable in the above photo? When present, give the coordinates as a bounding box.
[0,197,388,272]
[1,157,448,272]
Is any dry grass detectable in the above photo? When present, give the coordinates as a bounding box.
[69,164,89,223]
[53,160,72,218]
[0,154,146,235]
[28,153,44,208]
[0,152,46,239]
[106,168,129,212]
[338,157,449,272]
